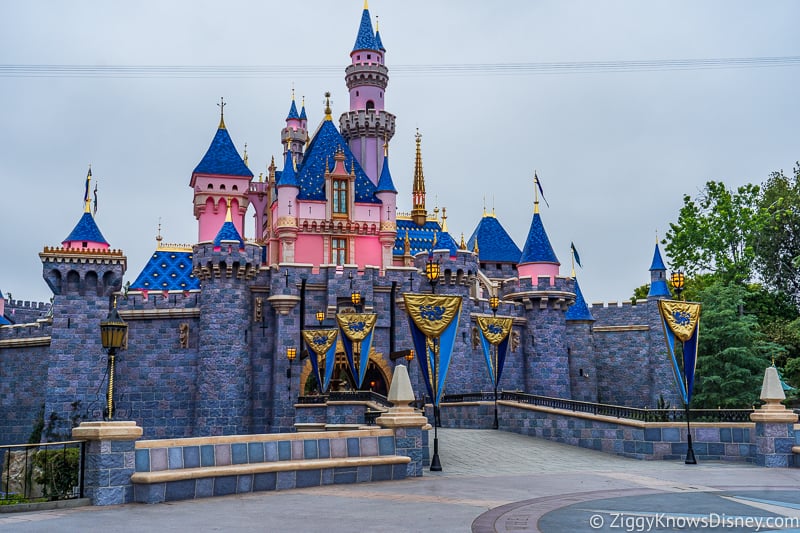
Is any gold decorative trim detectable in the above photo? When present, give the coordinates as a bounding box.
[119,308,200,320]
[593,325,650,332]
[0,336,51,348]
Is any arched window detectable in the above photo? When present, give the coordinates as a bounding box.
[332,238,347,265]
[332,179,348,215]
[366,100,375,111]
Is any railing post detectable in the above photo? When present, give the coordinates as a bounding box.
[72,421,142,505]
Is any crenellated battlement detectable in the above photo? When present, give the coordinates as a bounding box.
[589,298,655,327]
[0,319,52,346]
[192,242,261,281]
[6,299,51,310]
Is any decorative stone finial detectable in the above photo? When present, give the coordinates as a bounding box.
[750,366,798,422]
[376,365,429,428]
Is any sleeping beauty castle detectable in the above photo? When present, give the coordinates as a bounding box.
[0,2,678,443]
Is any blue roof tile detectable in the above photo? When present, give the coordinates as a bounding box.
[566,278,594,321]
[375,155,397,193]
[299,105,307,121]
[649,243,667,271]
[520,212,559,264]
[193,127,253,178]
[352,8,378,51]
[214,221,245,249]
[394,219,457,257]
[375,30,385,51]
[130,249,200,291]
[648,279,671,298]
[296,120,379,204]
[467,216,521,263]
[63,212,109,245]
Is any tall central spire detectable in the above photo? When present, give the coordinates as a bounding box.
[411,129,427,226]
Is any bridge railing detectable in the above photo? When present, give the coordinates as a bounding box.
[1,440,86,504]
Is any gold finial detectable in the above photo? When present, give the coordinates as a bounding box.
[376,15,379,31]
[432,230,438,249]
[225,200,233,223]
[258,172,263,183]
[533,170,540,214]
[492,196,495,217]
[411,128,427,226]
[403,230,410,255]
[364,0,369,9]
[301,95,305,108]
[156,217,163,245]
[291,85,295,101]
[459,233,467,250]
[217,97,226,129]
[441,207,448,232]
[243,142,248,168]
[482,196,487,217]
[383,132,388,157]
[84,165,93,214]
[324,91,332,121]
[473,236,479,254]
[113,295,118,309]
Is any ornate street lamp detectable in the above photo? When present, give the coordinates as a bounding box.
[100,298,128,421]
[286,347,297,391]
[350,290,362,310]
[671,271,686,300]
[316,310,325,326]
[425,256,440,294]
[489,295,499,316]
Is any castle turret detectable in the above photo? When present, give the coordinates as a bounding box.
[647,241,671,298]
[62,166,110,251]
[517,178,560,284]
[467,209,522,280]
[375,142,398,270]
[340,0,396,184]
[190,99,254,243]
[275,146,300,263]
[281,90,308,165]
[565,277,597,402]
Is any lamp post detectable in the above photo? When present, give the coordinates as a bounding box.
[670,270,696,464]
[424,255,443,471]
[100,298,128,421]
[316,310,325,327]
[350,290,362,312]
[489,295,500,430]
[286,347,297,392]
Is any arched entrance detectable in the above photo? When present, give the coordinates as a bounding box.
[299,345,392,396]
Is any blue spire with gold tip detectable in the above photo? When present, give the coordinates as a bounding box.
[193,98,253,178]
[299,98,307,121]
[277,146,298,188]
[467,213,521,263]
[287,97,300,120]
[353,1,379,52]
[374,14,385,51]
[63,166,109,246]
[647,242,671,298]
[213,204,245,250]
[566,278,594,321]
[519,211,558,264]
[376,144,396,193]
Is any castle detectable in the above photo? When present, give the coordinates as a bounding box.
[0,2,678,444]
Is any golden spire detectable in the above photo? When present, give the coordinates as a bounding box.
[243,142,249,168]
[225,200,233,223]
[324,91,332,121]
[432,230,438,249]
[459,233,467,250]
[217,97,226,129]
[383,132,389,157]
[364,0,369,9]
[411,129,427,226]
[258,172,263,183]
[441,207,448,232]
[156,218,163,248]
[376,15,379,31]
[403,230,410,255]
[533,170,540,214]
[473,238,479,254]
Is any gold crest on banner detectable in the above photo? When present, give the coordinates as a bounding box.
[301,329,339,357]
[658,300,701,342]
[335,313,378,342]
[476,316,513,346]
[403,293,463,338]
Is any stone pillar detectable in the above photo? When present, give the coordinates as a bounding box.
[72,421,142,505]
[750,366,798,467]
[377,365,430,477]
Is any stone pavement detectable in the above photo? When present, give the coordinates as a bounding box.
[3,429,800,532]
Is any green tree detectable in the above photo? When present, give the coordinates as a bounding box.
[692,280,782,409]
[664,181,764,284]
[754,164,800,303]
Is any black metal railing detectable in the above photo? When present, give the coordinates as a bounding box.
[1,440,85,504]
[439,391,754,423]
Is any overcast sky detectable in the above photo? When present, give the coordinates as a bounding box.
[1,1,798,306]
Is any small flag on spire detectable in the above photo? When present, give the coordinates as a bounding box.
[571,242,582,268]
[534,171,550,208]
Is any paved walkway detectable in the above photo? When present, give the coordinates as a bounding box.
[2,429,800,532]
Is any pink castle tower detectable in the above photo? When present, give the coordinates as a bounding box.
[190,99,254,243]
[339,0,396,185]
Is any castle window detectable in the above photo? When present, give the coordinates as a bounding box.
[232,185,238,191]
[207,184,213,189]
[366,100,375,110]
[356,91,359,97]
[367,54,371,60]
[332,238,347,265]
[332,179,348,216]
[220,184,226,190]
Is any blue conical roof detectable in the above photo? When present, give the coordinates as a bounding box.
[352,8,378,51]
[649,243,667,271]
[213,221,245,249]
[467,216,521,263]
[63,212,109,246]
[566,278,594,321]
[193,126,253,177]
[520,212,559,264]
[299,104,307,121]
[277,149,299,188]
[375,30,385,51]
[287,99,300,120]
[376,155,397,193]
